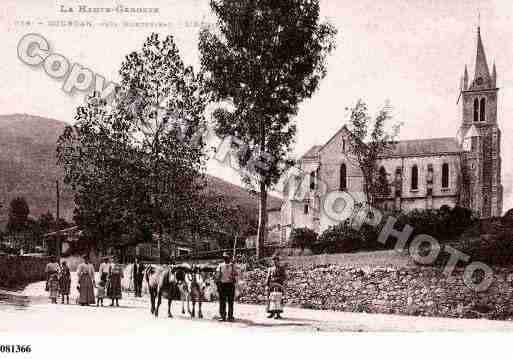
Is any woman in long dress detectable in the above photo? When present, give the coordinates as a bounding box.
[45,256,60,304]
[266,254,287,319]
[77,256,96,306]
[107,258,123,307]
[59,261,71,304]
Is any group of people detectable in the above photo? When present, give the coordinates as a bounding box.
[45,256,71,304]
[46,251,288,321]
[214,251,287,321]
[45,255,125,307]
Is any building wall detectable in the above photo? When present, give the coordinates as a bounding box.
[461,90,498,129]
[378,154,461,206]
[460,86,502,217]
[283,149,465,239]
[317,130,364,195]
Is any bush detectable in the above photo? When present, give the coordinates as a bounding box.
[312,221,381,254]
[290,227,317,251]
[449,217,513,266]
[503,208,513,227]
[393,205,478,242]
[310,206,478,255]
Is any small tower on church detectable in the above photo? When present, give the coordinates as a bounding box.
[459,25,503,217]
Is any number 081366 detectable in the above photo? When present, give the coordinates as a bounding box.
[0,345,32,353]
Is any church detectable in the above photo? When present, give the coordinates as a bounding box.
[278,26,503,241]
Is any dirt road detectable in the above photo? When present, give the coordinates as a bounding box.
[2,274,513,333]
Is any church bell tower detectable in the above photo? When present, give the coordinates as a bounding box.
[459,26,503,217]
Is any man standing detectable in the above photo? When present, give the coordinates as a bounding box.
[99,256,111,283]
[132,257,144,297]
[216,252,240,322]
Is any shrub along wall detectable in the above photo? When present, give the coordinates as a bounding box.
[238,264,513,320]
[0,255,49,289]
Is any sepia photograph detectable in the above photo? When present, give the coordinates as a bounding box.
[1,0,513,357]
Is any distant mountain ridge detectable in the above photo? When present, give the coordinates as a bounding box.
[0,114,74,226]
[0,114,281,228]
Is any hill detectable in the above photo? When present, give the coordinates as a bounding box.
[0,114,74,226]
[0,114,281,228]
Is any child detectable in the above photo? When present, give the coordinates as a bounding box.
[96,280,106,307]
[59,261,71,304]
[267,283,284,319]
[75,285,80,305]
[48,273,60,304]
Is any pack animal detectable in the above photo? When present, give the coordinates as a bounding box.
[179,265,215,318]
[144,265,184,318]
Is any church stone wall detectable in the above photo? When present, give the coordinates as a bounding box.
[318,129,365,195]
[376,154,461,212]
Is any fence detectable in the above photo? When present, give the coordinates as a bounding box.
[172,245,284,262]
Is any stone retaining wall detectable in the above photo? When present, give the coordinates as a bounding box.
[238,264,513,320]
[0,255,49,289]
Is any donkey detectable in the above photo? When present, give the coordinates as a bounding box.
[180,265,216,319]
[144,264,185,318]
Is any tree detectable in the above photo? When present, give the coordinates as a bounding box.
[38,211,55,234]
[116,33,208,262]
[199,0,336,258]
[347,100,401,206]
[7,197,30,233]
[57,94,141,252]
[376,166,391,199]
[6,197,30,251]
[57,34,208,262]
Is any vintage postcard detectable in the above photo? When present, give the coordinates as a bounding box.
[0,0,512,357]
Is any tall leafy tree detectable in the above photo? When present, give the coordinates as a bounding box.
[6,197,30,250]
[347,100,401,206]
[57,94,146,252]
[57,34,209,262]
[116,33,208,262]
[199,0,336,258]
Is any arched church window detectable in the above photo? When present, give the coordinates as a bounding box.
[480,98,486,122]
[310,171,316,190]
[339,163,347,191]
[442,163,449,188]
[342,139,346,152]
[473,98,479,122]
[411,165,418,190]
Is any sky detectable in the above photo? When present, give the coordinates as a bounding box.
[0,0,512,212]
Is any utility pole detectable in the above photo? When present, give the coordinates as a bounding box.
[56,180,61,259]
[232,234,238,262]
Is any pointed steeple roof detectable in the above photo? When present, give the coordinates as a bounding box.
[473,26,491,82]
[463,64,469,89]
[492,61,497,85]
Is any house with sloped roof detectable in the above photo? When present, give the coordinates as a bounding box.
[279,26,503,240]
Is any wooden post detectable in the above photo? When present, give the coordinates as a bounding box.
[56,180,61,259]
[157,224,162,265]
